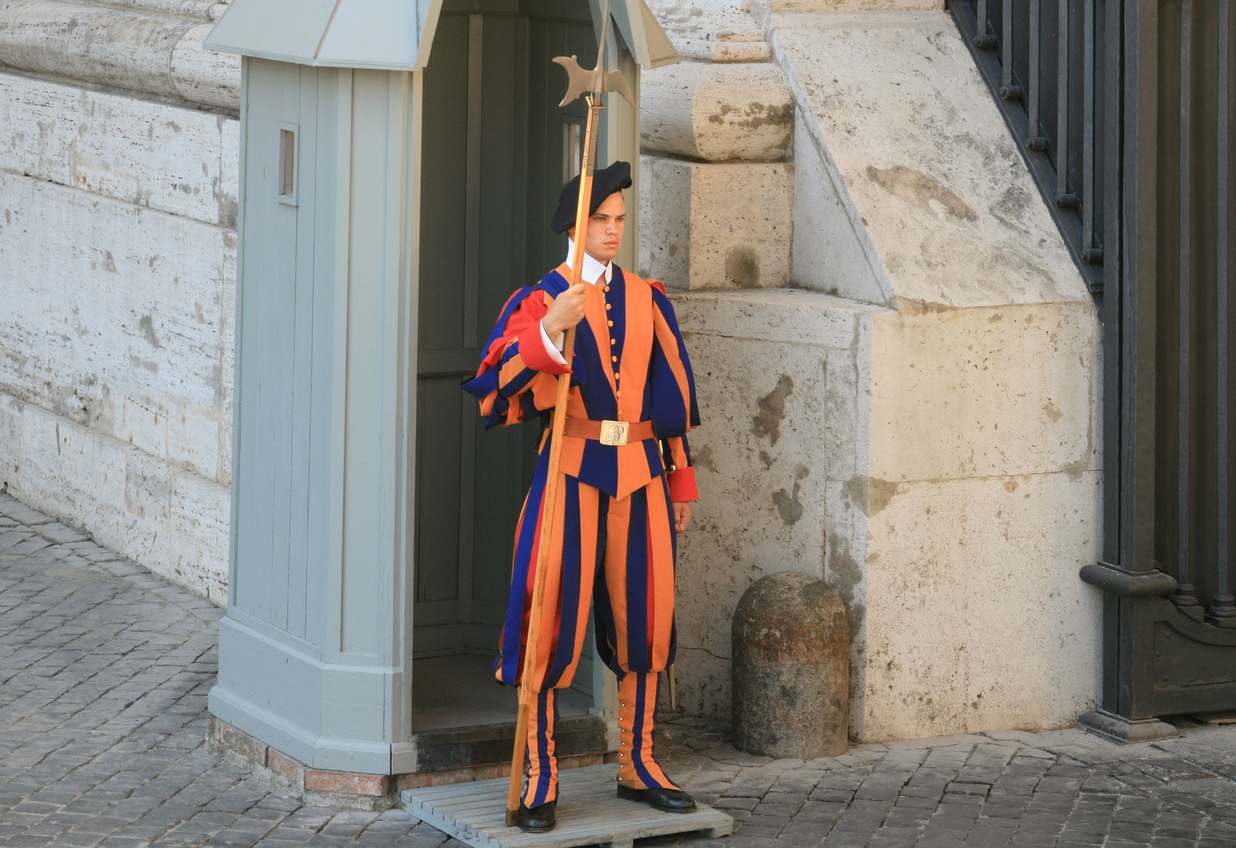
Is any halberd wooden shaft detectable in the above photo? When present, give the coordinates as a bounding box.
[505,96,604,826]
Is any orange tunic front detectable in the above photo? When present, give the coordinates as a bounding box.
[462,261,699,502]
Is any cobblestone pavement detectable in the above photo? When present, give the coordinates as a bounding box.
[3,491,1236,848]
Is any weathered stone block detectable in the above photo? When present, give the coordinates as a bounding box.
[775,12,1091,308]
[0,168,234,486]
[2,394,230,602]
[790,111,892,305]
[733,571,849,758]
[667,289,883,721]
[171,21,241,109]
[102,0,220,18]
[646,0,771,62]
[772,0,942,10]
[640,155,793,290]
[0,0,239,110]
[0,396,20,479]
[859,469,1103,741]
[868,301,1101,483]
[0,71,238,226]
[669,37,773,63]
[640,60,793,161]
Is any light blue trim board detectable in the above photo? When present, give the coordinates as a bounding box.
[203,0,679,71]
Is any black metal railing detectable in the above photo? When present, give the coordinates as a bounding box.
[950,0,1106,294]
[954,0,1236,725]
[1157,0,1235,627]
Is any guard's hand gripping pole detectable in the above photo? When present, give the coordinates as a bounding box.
[504,0,633,827]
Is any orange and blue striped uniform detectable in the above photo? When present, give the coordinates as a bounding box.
[461,260,699,807]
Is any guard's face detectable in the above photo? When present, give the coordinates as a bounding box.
[570,191,625,264]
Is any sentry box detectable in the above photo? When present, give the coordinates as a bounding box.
[201,0,677,785]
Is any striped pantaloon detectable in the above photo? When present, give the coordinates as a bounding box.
[493,444,682,808]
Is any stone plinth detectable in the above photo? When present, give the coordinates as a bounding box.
[640,156,793,290]
[733,571,849,757]
[640,60,793,161]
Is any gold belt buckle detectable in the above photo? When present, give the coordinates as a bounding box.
[599,419,629,446]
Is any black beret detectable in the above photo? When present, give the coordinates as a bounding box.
[551,160,632,234]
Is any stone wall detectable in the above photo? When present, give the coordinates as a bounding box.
[640,1,794,291]
[0,1,240,601]
[638,0,832,721]
[640,2,1103,740]
[0,0,1105,742]
[670,289,882,722]
[775,9,1103,740]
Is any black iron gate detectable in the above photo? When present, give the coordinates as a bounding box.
[950,0,1236,738]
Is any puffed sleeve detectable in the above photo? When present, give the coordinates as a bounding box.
[460,283,576,429]
[647,279,701,502]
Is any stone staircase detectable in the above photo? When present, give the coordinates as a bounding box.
[642,0,1104,742]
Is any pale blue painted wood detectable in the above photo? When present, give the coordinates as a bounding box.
[231,61,338,648]
[284,67,323,641]
[209,59,419,772]
[416,0,444,68]
[203,0,339,65]
[205,0,424,71]
[232,59,303,630]
[336,70,395,661]
[318,2,423,70]
[212,617,395,773]
[203,0,677,71]
[304,69,344,651]
[607,0,638,63]
[319,68,353,663]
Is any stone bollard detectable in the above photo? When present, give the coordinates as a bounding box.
[732,571,849,758]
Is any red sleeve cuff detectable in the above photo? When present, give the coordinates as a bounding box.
[517,326,572,375]
[667,465,698,502]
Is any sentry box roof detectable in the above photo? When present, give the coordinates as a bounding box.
[202,0,679,71]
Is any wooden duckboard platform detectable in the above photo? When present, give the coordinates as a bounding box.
[400,764,735,848]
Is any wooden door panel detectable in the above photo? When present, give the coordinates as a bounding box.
[414,2,597,687]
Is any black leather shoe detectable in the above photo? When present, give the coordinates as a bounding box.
[616,782,697,813]
[509,798,556,832]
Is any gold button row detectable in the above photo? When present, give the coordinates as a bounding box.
[604,277,620,397]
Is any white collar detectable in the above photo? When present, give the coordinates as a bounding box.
[565,237,613,285]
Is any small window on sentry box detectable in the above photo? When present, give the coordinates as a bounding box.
[278,122,298,206]
[563,120,582,183]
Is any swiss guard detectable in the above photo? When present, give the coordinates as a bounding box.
[460,159,701,833]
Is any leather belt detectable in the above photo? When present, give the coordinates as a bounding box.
[563,416,654,446]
